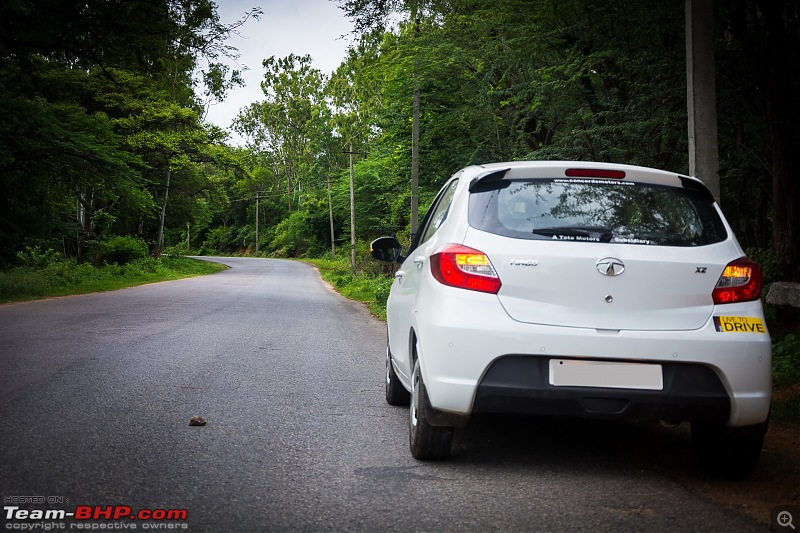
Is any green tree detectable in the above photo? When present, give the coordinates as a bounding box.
[337,0,798,281]
[718,0,800,281]
[235,54,329,213]
[0,0,259,263]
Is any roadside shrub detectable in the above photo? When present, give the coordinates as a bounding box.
[269,212,320,257]
[161,244,188,258]
[200,226,237,255]
[127,256,161,274]
[747,248,779,286]
[15,246,62,269]
[93,236,149,265]
[374,277,393,308]
[773,334,800,388]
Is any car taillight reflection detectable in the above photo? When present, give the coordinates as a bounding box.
[430,244,501,294]
[712,257,762,304]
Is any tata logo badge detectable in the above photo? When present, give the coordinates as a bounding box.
[596,258,625,276]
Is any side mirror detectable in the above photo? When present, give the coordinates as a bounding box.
[370,236,403,263]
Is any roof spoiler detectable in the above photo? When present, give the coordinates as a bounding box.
[468,166,717,202]
[468,168,511,192]
[679,176,716,202]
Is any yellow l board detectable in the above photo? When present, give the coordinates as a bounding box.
[713,316,766,333]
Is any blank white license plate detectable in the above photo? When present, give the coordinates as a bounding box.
[549,360,663,390]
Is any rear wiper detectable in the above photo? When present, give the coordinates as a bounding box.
[531,226,614,242]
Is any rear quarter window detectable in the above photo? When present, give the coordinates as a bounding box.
[468,178,727,246]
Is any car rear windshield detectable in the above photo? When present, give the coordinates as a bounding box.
[468,178,727,246]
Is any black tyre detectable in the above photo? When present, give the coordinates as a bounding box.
[386,343,410,406]
[409,359,454,460]
[691,418,769,479]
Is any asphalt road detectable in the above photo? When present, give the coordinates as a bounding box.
[0,257,763,532]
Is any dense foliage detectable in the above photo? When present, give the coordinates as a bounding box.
[0,0,259,263]
[1,0,798,286]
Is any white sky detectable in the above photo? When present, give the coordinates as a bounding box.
[204,0,355,145]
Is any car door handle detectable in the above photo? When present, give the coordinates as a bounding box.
[395,270,405,281]
[413,256,425,269]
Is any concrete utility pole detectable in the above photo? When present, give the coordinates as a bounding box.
[686,0,720,201]
[326,174,335,260]
[255,194,260,254]
[410,14,421,235]
[343,142,365,274]
[253,192,267,255]
[349,140,356,273]
[343,143,368,272]
[411,81,420,235]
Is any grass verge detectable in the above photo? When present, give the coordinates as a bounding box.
[304,257,393,320]
[0,256,227,304]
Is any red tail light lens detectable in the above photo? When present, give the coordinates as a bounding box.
[430,244,501,294]
[565,168,626,179]
[712,257,762,304]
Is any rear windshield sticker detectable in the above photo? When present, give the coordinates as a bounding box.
[713,316,766,333]
[553,178,634,186]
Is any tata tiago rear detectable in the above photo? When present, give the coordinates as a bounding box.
[371,161,771,478]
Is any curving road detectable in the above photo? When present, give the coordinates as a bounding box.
[0,257,761,532]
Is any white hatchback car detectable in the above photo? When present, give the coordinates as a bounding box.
[371,161,772,478]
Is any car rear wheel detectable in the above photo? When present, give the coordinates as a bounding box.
[386,343,410,406]
[409,359,454,460]
[691,418,769,479]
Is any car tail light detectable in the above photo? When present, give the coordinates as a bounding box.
[712,257,762,304]
[430,244,501,294]
[565,168,626,179]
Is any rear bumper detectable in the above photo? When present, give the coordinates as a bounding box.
[472,355,730,422]
[412,290,772,427]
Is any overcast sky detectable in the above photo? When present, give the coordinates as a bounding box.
[205,0,355,145]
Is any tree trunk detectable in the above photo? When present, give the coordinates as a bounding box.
[759,0,800,281]
[155,163,170,258]
[726,0,800,281]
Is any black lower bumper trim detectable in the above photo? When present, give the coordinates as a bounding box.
[472,355,730,422]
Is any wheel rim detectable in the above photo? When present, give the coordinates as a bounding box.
[385,346,391,386]
[410,364,420,429]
